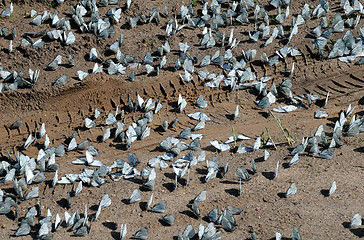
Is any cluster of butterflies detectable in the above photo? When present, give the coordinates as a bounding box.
[176,220,303,240]
[8,194,112,237]
[2,58,364,235]
[0,66,40,91]
[1,0,364,239]
[1,95,363,238]
[0,0,126,91]
[0,90,221,237]
[1,0,364,93]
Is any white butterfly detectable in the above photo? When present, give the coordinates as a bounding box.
[272,105,297,113]
[9,40,12,53]
[68,138,77,151]
[108,61,126,75]
[179,69,193,83]
[93,63,103,74]
[54,213,62,231]
[77,70,88,81]
[106,113,117,125]
[85,118,96,128]
[89,48,98,61]
[188,112,211,121]
[65,31,75,45]
[72,151,102,167]
[328,181,336,196]
[225,134,250,144]
[210,140,231,152]
[178,94,187,112]
[29,69,40,83]
[179,42,190,53]
[113,8,122,22]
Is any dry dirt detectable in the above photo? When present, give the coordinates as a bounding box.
[0,0,363,239]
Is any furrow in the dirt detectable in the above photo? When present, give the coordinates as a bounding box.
[350,73,364,84]
[168,79,178,96]
[331,89,364,107]
[316,85,329,95]
[331,80,350,89]
[327,85,346,94]
[344,80,363,89]
[159,83,169,98]
[151,85,161,99]
[302,87,310,95]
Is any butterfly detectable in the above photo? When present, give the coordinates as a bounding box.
[210,140,231,152]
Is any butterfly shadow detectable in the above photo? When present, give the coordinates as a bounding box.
[255,156,265,163]
[56,198,70,209]
[314,99,330,109]
[199,175,209,183]
[195,167,207,176]
[109,142,128,151]
[164,66,176,72]
[149,146,168,153]
[30,142,44,151]
[220,180,239,185]
[96,135,104,143]
[258,111,270,118]
[111,135,123,143]
[104,50,117,58]
[110,231,121,240]
[320,189,330,197]
[102,221,117,230]
[0,154,11,163]
[282,162,291,169]
[123,191,139,202]
[74,125,92,133]
[278,38,290,46]
[224,188,240,197]
[167,101,179,112]
[2,45,13,54]
[139,201,148,211]
[147,71,159,78]
[5,210,17,221]
[158,218,173,226]
[180,210,198,220]
[247,169,256,175]
[43,67,59,72]
[350,228,364,237]
[262,171,275,180]
[163,172,175,180]
[342,221,352,228]
[154,34,166,41]
[83,54,103,64]
[277,192,287,198]
[201,145,218,153]
[359,96,364,105]
[225,114,236,120]
[126,178,143,185]
[153,125,166,133]
[140,184,155,192]
[304,33,317,40]
[354,147,364,153]
[327,116,339,123]
[280,70,291,78]
[268,237,291,240]
[162,182,175,192]
[251,59,265,68]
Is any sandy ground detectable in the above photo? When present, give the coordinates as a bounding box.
[0,0,363,239]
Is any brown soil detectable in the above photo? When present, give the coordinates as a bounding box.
[0,0,363,239]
